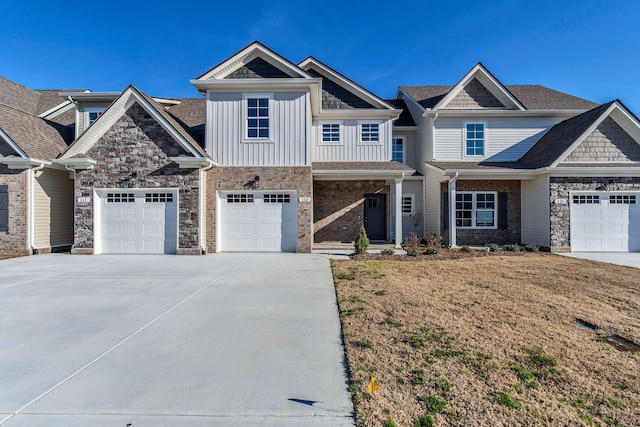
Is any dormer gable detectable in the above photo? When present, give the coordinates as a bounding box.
[556,101,640,165]
[434,63,525,111]
[196,41,312,80]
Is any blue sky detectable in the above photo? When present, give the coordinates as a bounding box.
[2,0,639,112]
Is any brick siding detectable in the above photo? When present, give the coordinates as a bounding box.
[0,166,30,256]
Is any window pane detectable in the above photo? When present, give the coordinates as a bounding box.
[248,99,257,107]
[248,129,257,138]
[259,129,269,138]
[259,98,268,107]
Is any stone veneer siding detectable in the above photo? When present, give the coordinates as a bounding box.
[549,176,640,252]
[73,103,201,254]
[206,166,313,253]
[441,180,521,246]
[313,180,388,243]
[0,166,30,256]
[565,117,640,162]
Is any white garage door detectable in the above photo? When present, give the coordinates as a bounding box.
[219,192,297,252]
[571,193,640,252]
[100,191,178,254]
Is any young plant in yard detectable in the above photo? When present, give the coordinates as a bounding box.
[504,243,521,251]
[407,249,419,257]
[524,244,539,252]
[486,243,499,252]
[496,389,519,409]
[403,232,419,249]
[380,248,395,255]
[354,226,369,254]
[460,244,472,252]
[424,247,439,255]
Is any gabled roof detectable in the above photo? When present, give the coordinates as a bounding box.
[61,85,209,160]
[400,85,597,111]
[298,57,398,111]
[196,41,313,80]
[430,63,525,111]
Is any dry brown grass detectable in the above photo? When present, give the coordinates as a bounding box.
[333,254,640,427]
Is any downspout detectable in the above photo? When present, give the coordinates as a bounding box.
[29,162,46,254]
[447,172,458,248]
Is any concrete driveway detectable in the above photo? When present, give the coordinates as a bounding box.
[0,253,353,426]
[559,252,640,269]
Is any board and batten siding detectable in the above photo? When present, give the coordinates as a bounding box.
[34,168,73,249]
[521,175,550,247]
[433,117,560,161]
[402,180,424,238]
[424,168,445,235]
[208,92,309,166]
[312,119,392,162]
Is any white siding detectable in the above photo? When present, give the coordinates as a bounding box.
[208,92,309,166]
[424,168,445,236]
[521,175,550,247]
[392,130,417,169]
[312,119,392,162]
[434,117,561,161]
[402,179,424,238]
[34,168,73,249]
[401,96,431,173]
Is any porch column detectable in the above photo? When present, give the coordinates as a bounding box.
[394,178,403,248]
[449,177,457,247]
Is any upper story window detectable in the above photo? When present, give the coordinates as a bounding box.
[243,93,272,141]
[85,107,104,128]
[392,137,404,163]
[321,123,341,143]
[465,123,485,156]
[360,122,380,143]
[456,192,496,228]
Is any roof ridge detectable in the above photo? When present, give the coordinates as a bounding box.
[0,101,40,117]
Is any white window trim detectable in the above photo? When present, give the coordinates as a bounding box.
[358,120,383,145]
[401,194,414,215]
[242,93,273,143]
[84,107,104,130]
[455,191,497,229]
[463,121,487,158]
[319,121,343,145]
[392,135,406,163]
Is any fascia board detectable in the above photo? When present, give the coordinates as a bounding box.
[197,43,313,80]
[59,92,120,101]
[54,158,97,169]
[0,157,50,169]
[170,157,217,168]
[0,128,28,158]
[298,58,398,110]
[313,168,415,176]
[423,109,585,118]
[38,100,73,118]
[550,103,618,167]
[190,78,321,93]
[548,166,640,176]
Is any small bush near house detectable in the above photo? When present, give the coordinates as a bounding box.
[354,226,369,254]
[407,249,420,257]
[381,248,395,255]
[524,244,539,252]
[486,243,499,252]
[504,243,521,252]
[460,244,472,253]
[403,232,419,249]
[424,247,440,255]
[425,232,443,248]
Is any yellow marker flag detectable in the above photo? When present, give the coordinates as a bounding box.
[368,376,379,393]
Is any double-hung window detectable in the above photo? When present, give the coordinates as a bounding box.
[392,137,404,163]
[465,123,485,156]
[321,123,341,143]
[244,94,271,140]
[455,192,496,228]
[360,122,380,143]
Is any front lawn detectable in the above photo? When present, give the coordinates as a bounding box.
[333,254,640,426]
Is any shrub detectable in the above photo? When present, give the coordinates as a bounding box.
[486,243,499,252]
[425,232,443,248]
[424,247,439,255]
[415,413,435,427]
[384,419,397,427]
[419,395,446,414]
[407,249,419,257]
[460,244,472,252]
[504,243,521,252]
[381,248,395,255]
[524,244,539,252]
[403,232,419,249]
[354,226,369,254]
[496,389,519,409]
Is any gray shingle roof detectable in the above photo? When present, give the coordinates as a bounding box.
[165,98,205,146]
[518,102,614,168]
[401,85,597,110]
[306,68,376,109]
[385,99,416,126]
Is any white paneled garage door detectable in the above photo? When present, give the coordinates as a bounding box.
[219,192,297,252]
[99,191,178,254]
[570,193,640,252]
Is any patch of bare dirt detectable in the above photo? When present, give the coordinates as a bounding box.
[333,254,640,427]
[0,254,17,261]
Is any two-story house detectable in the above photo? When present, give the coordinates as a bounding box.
[56,42,416,254]
[399,64,640,252]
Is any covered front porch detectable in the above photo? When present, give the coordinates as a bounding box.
[312,162,415,248]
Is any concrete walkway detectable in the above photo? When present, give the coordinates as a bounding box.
[559,252,640,269]
[0,253,353,426]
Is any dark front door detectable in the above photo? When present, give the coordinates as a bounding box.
[364,194,386,241]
